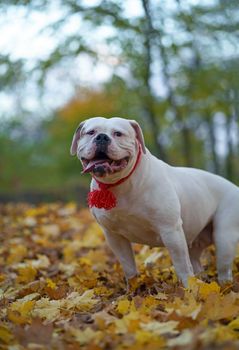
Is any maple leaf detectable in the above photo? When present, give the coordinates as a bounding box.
[2,202,239,349]
[69,327,102,346]
[166,292,202,320]
[114,310,148,335]
[6,245,27,265]
[188,276,221,300]
[199,291,239,321]
[7,300,35,325]
[116,298,131,315]
[16,265,37,283]
[66,290,98,311]
[46,278,57,290]
[200,324,238,344]
[0,325,13,344]
[141,320,179,335]
[167,329,193,347]
[134,330,165,347]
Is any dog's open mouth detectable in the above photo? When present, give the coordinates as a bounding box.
[81,152,130,176]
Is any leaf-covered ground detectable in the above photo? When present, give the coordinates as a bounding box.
[1,203,239,350]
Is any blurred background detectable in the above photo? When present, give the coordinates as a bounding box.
[0,0,238,203]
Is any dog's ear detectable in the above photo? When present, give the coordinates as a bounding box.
[70,122,85,156]
[129,120,146,154]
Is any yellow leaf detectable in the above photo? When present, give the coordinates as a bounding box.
[141,321,179,335]
[135,330,165,347]
[199,292,239,321]
[167,330,193,347]
[69,327,102,346]
[81,223,104,248]
[32,298,62,322]
[199,281,220,299]
[63,245,76,263]
[94,311,116,330]
[33,290,98,322]
[58,202,77,216]
[94,286,113,296]
[23,216,37,227]
[7,245,27,264]
[135,330,155,344]
[40,224,60,238]
[66,290,98,311]
[188,277,220,300]
[155,292,168,300]
[0,274,5,282]
[29,254,50,268]
[116,298,131,315]
[228,317,239,330]
[0,325,13,344]
[25,206,48,217]
[16,265,37,283]
[114,319,128,334]
[166,292,201,320]
[114,310,144,335]
[138,295,161,313]
[18,293,40,302]
[200,325,237,344]
[46,278,57,290]
[7,300,35,325]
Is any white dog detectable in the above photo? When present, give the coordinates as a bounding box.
[71,117,239,287]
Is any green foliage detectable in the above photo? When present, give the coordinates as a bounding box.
[0,0,239,198]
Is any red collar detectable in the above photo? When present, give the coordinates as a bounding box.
[87,145,142,210]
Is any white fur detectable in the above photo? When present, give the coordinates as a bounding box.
[72,117,239,287]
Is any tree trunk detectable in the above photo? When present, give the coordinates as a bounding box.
[205,114,220,174]
[225,114,234,180]
[142,0,193,166]
[141,0,168,161]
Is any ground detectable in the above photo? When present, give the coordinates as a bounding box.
[1,202,239,350]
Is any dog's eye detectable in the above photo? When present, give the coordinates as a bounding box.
[114,131,123,137]
[86,130,95,135]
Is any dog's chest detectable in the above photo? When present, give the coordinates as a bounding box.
[92,207,163,246]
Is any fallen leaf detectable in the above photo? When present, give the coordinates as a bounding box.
[16,265,38,283]
[7,300,35,324]
[141,320,179,335]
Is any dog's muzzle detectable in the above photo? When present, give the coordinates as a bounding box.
[94,133,111,153]
[81,133,130,176]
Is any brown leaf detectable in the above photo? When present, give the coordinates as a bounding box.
[13,318,54,346]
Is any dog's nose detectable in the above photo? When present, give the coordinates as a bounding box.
[95,133,111,144]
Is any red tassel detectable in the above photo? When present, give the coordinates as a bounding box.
[87,144,142,210]
[88,188,117,210]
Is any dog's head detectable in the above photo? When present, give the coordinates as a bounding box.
[70,117,146,181]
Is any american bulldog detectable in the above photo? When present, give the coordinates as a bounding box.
[70,116,239,287]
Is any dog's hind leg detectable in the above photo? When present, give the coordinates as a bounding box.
[214,226,238,284]
[213,198,239,284]
[189,245,204,275]
[160,224,194,287]
[189,222,213,275]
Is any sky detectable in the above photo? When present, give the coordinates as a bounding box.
[0,0,220,119]
[0,0,236,157]
[0,0,145,120]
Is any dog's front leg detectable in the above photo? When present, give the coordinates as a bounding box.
[160,225,194,287]
[104,230,138,282]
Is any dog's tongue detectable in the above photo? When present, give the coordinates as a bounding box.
[82,159,110,173]
[82,158,128,174]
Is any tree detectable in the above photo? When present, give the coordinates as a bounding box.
[1,0,239,197]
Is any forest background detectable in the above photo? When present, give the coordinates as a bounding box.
[0,0,239,203]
